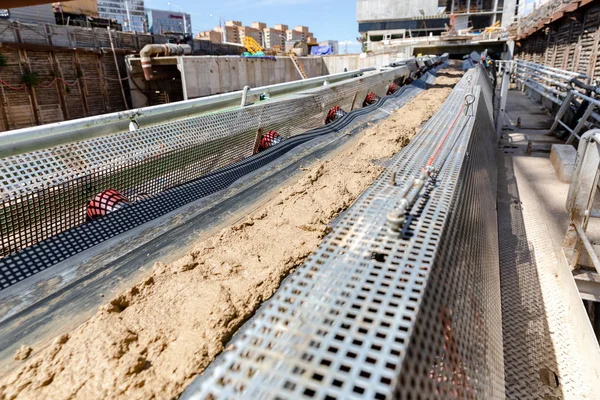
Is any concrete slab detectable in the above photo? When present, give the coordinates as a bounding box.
[550,144,577,183]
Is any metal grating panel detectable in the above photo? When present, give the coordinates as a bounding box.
[498,152,596,398]
[0,64,430,260]
[182,66,505,399]
[0,66,442,290]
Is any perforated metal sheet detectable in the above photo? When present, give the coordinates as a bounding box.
[0,63,434,261]
[0,65,443,290]
[182,67,505,399]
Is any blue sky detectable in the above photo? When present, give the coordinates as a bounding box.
[144,0,363,53]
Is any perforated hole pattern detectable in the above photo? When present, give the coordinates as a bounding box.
[0,64,431,260]
[0,63,446,289]
[182,66,504,399]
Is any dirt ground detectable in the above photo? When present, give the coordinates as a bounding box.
[0,67,463,400]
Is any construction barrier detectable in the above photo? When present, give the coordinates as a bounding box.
[183,65,504,399]
[0,56,444,289]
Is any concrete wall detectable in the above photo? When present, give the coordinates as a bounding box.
[128,56,325,107]
[356,0,438,22]
[322,54,395,74]
[180,56,323,98]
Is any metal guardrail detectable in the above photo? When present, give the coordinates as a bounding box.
[503,59,600,143]
[0,67,376,159]
[182,65,505,399]
[0,55,444,287]
[565,128,600,278]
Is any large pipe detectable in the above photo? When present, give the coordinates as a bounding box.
[140,44,191,81]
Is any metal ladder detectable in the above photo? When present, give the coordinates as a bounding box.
[289,53,307,80]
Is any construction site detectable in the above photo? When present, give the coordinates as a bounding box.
[0,0,599,398]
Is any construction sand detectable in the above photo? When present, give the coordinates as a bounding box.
[0,67,462,400]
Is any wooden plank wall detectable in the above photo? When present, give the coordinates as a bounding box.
[0,47,127,131]
[516,3,600,80]
[0,20,246,132]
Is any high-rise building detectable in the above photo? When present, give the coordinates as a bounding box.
[196,30,222,43]
[98,0,146,32]
[263,27,285,49]
[286,29,303,41]
[146,8,191,34]
[294,25,309,35]
[274,24,288,31]
[238,25,263,46]
[215,23,240,43]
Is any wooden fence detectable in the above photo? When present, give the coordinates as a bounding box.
[0,20,244,132]
[515,1,600,81]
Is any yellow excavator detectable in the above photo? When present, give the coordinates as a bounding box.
[243,36,264,56]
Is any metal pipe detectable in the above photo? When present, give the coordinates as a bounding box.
[574,223,600,274]
[516,59,589,79]
[515,65,569,89]
[0,67,376,158]
[241,85,250,107]
[570,78,600,95]
[516,62,575,83]
[107,27,129,110]
[140,43,191,81]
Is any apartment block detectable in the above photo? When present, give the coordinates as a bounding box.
[215,25,240,43]
[274,24,288,31]
[196,30,222,43]
[286,29,303,41]
[263,27,285,49]
[251,22,266,30]
[294,25,309,34]
[238,25,263,46]
[225,20,242,27]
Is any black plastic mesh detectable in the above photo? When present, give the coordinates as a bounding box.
[0,66,422,261]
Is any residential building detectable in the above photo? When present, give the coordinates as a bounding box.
[286,29,303,41]
[3,4,55,25]
[273,24,288,31]
[98,0,145,32]
[146,8,191,34]
[238,25,263,46]
[251,22,266,30]
[263,27,285,49]
[196,30,222,43]
[215,23,240,43]
[319,40,339,54]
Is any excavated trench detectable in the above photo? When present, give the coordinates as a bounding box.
[0,67,463,400]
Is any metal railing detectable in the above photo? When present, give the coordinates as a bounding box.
[564,128,600,275]
[0,67,376,159]
[506,59,600,143]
